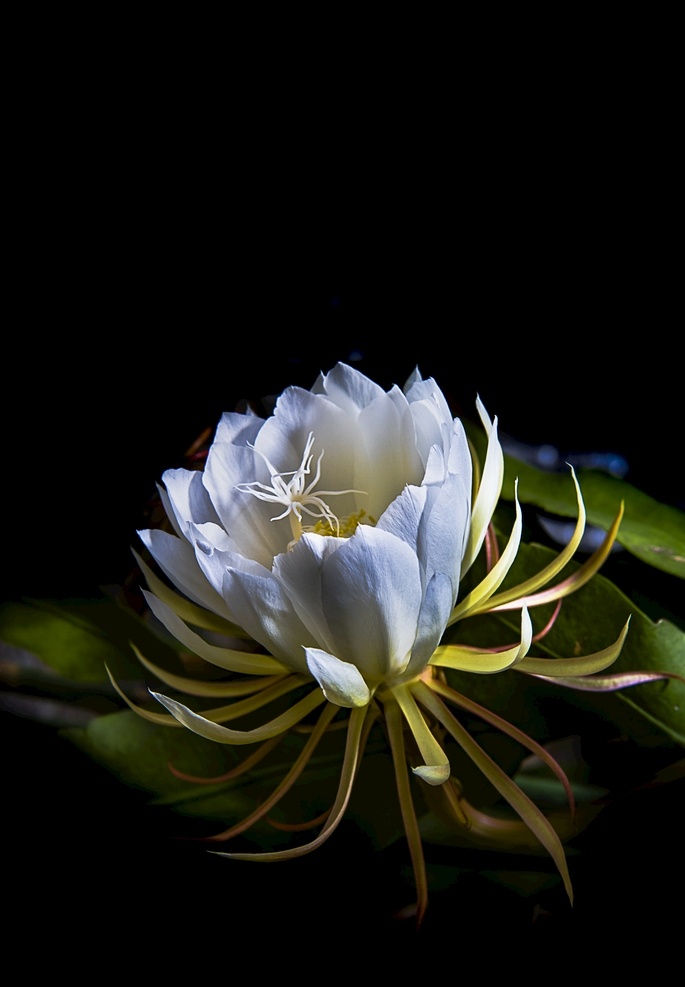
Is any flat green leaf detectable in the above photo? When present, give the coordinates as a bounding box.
[442,541,685,746]
[0,597,162,682]
[61,703,386,850]
[467,422,685,579]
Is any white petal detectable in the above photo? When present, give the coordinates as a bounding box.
[447,418,472,478]
[204,441,287,565]
[256,389,366,521]
[161,468,221,539]
[417,474,470,590]
[405,375,453,429]
[273,533,344,653]
[305,648,371,707]
[221,566,314,673]
[212,409,264,446]
[404,571,454,677]
[310,361,386,415]
[378,474,469,598]
[319,526,422,679]
[187,521,238,599]
[137,528,230,616]
[356,388,425,517]
[403,366,423,391]
[376,484,427,550]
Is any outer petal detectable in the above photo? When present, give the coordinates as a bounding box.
[220,566,314,674]
[161,468,222,539]
[310,361,388,414]
[212,409,264,447]
[378,472,470,601]
[305,648,372,707]
[405,379,456,471]
[355,387,425,517]
[404,571,454,677]
[141,590,285,674]
[318,525,422,680]
[417,474,471,592]
[376,484,427,562]
[272,533,345,654]
[138,528,230,616]
[276,525,423,680]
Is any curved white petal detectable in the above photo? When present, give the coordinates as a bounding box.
[212,409,264,446]
[137,528,230,616]
[305,647,372,707]
[404,572,454,677]
[132,548,243,636]
[256,388,368,523]
[376,484,427,556]
[272,533,345,653]
[161,468,221,539]
[417,475,470,592]
[356,388,425,516]
[311,361,387,414]
[378,473,470,600]
[204,441,288,566]
[318,525,422,679]
[220,566,315,674]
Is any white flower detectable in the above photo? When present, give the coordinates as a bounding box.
[114,360,638,925]
[138,362,475,704]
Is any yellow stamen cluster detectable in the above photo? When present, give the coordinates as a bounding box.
[310,508,377,538]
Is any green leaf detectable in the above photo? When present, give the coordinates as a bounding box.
[443,541,685,747]
[467,422,685,579]
[0,597,163,682]
[61,703,384,850]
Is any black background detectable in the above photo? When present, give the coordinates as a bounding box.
[4,78,683,964]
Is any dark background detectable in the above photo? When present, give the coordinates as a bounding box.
[3,67,683,959]
[5,271,682,957]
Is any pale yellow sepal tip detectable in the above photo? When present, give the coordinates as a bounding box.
[412,762,451,785]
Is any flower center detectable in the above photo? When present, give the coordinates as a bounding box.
[235,431,368,545]
[310,508,376,538]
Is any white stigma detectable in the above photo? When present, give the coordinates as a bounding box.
[235,432,364,543]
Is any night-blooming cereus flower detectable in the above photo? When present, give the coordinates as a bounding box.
[110,362,669,924]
